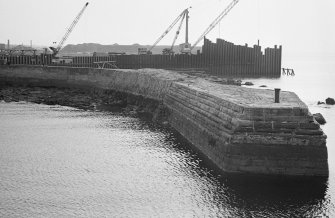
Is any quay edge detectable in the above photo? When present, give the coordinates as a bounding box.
[0,65,328,177]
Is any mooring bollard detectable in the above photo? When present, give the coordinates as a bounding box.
[275,88,281,103]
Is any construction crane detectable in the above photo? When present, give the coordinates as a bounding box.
[164,8,190,55]
[190,0,239,51]
[162,11,186,55]
[147,7,190,55]
[170,11,186,51]
[49,2,89,57]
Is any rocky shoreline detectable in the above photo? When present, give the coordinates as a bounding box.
[0,84,168,122]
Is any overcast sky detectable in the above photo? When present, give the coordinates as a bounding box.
[1,0,334,56]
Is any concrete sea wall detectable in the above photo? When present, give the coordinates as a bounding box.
[0,66,328,176]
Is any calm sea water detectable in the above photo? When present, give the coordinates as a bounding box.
[0,57,334,217]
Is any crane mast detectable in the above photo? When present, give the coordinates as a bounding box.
[191,0,239,51]
[170,12,186,51]
[148,8,190,54]
[50,2,89,56]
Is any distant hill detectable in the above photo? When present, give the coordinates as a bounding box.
[60,43,202,55]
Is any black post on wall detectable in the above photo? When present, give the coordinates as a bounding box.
[275,88,280,103]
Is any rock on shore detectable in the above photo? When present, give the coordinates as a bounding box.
[313,113,326,125]
[326,97,335,105]
[0,85,158,118]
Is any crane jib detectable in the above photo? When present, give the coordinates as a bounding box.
[190,0,239,51]
[52,2,89,56]
[148,7,191,53]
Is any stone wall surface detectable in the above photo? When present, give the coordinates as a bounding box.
[0,66,328,176]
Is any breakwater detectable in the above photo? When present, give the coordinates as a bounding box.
[0,65,327,176]
[0,37,281,78]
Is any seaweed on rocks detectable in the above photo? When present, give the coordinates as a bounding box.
[0,84,170,125]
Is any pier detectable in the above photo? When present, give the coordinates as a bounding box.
[0,65,328,176]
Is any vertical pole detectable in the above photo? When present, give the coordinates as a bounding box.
[252,45,257,76]
[278,45,282,77]
[219,39,222,75]
[271,47,275,76]
[274,47,278,76]
[253,45,259,76]
[203,38,207,68]
[143,53,146,69]
[237,45,240,76]
[185,9,189,44]
[265,48,269,77]
[270,48,273,76]
[229,42,233,75]
[222,40,226,73]
[154,54,157,69]
[243,44,247,76]
[161,54,164,69]
[258,45,261,77]
[113,55,117,69]
[275,88,280,103]
[248,47,252,76]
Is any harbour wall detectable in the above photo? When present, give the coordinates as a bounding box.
[0,37,281,78]
[0,66,328,176]
[202,38,281,77]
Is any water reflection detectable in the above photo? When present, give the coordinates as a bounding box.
[217,175,328,217]
[136,115,330,217]
[0,102,331,217]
